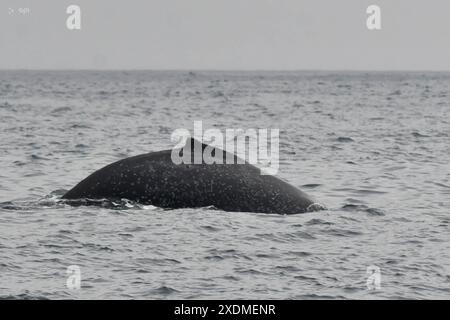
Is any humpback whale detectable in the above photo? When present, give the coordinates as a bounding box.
[63,138,319,214]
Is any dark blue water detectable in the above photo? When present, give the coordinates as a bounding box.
[0,71,449,299]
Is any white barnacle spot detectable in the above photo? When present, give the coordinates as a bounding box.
[306,203,326,212]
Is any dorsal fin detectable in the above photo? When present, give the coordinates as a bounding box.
[180,136,245,165]
[184,137,208,151]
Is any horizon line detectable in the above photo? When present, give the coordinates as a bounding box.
[1,68,450,73]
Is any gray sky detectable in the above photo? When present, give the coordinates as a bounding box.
[1,0,449,70]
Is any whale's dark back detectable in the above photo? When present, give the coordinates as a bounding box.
[63,140,315,214]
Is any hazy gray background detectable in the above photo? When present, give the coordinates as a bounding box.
[1,0,449,70]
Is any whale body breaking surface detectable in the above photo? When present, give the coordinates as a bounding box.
[63,138,321,214]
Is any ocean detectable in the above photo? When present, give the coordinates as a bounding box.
[0,70,449,299]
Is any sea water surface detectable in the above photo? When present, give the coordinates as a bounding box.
[0,71,449,299]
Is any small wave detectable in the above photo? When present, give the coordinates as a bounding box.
[275,265,302,272]
[62,198,157,210]
[69,123,91,129]
[200,225,221,232]
[288,251,312,257]
[30,154,49,161]
[50,106,71,114]
[0,101,13,109]
[354,189,387,195]
[75,143,89,149]
[204,255,224,261]
[83,242,115,252]
[291,230,316,240]
[390,89,402,96]
[0,201,23,210]
[136,257,181,266]
[64,198,125,208]
[235,268,267,275]
[150,286,179,296]
[412,131,430,138]
[305,218,333,226]
[341,204,385,216]
[221,275,240,281]
[0,191,159,211]
[211,91,225,98]
[336,137,354,143]
[0,198,63,211]
[323,228,363,237]
[302,183,321,189]
[0,293,50,300]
